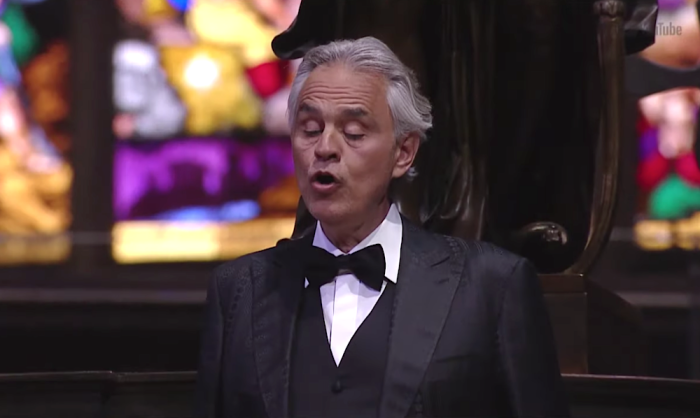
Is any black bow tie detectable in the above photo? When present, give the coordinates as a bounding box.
[302,244,387,291]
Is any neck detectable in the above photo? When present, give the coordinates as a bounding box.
[321,199,391,253]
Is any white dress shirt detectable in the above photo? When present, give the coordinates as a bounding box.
[305,204,402,365]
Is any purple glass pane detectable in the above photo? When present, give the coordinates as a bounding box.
[658,0,686,10]
[639,127,659,161]
[114,137,294,221]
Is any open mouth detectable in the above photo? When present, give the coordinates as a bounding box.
[311,172,338,187]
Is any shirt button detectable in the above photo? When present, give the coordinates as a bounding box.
[331,379,343,394]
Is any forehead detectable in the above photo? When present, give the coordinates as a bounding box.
[297,64,388,114]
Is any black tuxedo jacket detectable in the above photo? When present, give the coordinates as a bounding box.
[194,219,570,418]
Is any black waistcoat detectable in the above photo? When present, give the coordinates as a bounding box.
[289,282,396,418]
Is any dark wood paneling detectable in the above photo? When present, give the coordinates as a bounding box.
[0,304,202,373]
[2,372,699,418]
[546,293,588,374]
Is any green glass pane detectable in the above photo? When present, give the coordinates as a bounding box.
[649,174,700,219]
[2,3,39,66]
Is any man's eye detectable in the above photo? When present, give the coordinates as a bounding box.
[301,120,322,136]
[343,122,365,140]
[344,132,365,140]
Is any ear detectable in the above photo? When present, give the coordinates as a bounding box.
[391,133,420,179]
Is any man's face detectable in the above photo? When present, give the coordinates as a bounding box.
[291,63,418,225]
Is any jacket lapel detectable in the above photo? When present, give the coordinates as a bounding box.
[252,229,313,418]
[379,219,464,418]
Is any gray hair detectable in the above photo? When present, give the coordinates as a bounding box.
[287,37,433,179]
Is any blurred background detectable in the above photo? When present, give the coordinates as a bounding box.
[0,0,698,381]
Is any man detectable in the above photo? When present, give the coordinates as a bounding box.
[194,37,569,418]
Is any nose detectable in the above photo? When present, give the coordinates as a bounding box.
[313,129,340,161]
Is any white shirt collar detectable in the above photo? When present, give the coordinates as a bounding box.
[312,203,402,283]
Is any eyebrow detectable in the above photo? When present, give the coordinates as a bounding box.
[298,102,320,114]
[297,103,370,119]
[340,107,370,119]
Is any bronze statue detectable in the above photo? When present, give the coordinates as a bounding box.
[273,0,658,274]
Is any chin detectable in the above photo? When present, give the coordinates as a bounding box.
[305,199,348,225]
